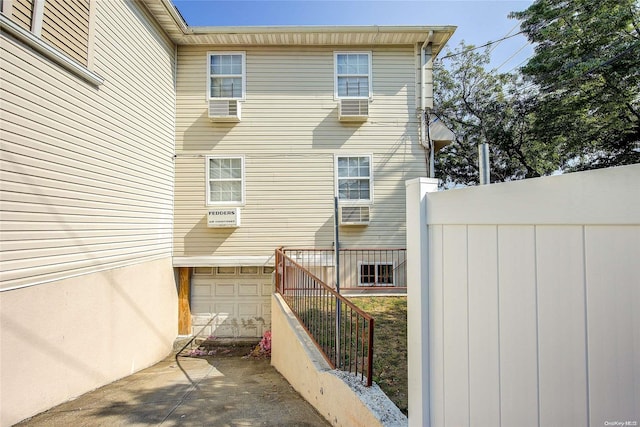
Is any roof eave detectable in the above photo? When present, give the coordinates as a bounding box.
[139,0,456,54]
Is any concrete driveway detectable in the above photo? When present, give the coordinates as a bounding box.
[16,342,330,426]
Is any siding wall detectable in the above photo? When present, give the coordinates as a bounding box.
[41,0,90,65]
[0,0,176,291]
[1,1,178,424]
[406,165,640,427]
[174,45,425,257]
[9,0,34,31]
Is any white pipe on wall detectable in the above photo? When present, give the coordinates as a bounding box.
[420,32,434,177]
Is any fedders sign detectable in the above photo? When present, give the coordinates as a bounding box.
[207,208,240,227]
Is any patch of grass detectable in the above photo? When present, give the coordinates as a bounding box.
[350,296,408,415]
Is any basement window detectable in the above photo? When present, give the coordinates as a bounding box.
[359,262,394,286]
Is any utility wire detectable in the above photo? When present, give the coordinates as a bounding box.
[513,40,640,95]
[438,1,596,62]
[438,31,525,60]
[488,22,520,54]
[494,42,532,71]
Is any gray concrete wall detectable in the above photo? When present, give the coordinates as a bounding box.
[271,293,407,427]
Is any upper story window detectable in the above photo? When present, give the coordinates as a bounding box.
[335,155,373,202]
[208,52,245,100]
[206,156,244,205]
[334,52,372,99]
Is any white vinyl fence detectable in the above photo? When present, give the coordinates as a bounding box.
[406,165,640,427]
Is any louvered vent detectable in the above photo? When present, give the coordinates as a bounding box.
[340,205,370,225]
[339,99,369,121]
[208,99,241,122]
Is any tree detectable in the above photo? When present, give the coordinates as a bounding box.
[511,0,640,170]
[433,43,558,187]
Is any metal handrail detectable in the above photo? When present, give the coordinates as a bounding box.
[282,247,407,289]
[275,247,374,386]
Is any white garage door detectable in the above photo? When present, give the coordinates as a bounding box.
[191,266,274,338]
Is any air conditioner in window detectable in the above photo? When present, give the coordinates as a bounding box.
[339,205,370,226]
[338,99,369,121]
[208,99,241,122]
[207,208,241,228]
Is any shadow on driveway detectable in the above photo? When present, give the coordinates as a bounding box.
[17,343,330,426]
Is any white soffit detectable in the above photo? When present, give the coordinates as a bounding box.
[140,0,456,54]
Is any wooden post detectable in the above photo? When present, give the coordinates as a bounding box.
[178,267,192,335]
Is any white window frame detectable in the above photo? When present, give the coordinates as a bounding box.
[205,155,245,206]
[334,51,372,100]
[358,261,396,286]
[334,154,374,205]
[207,51,246,101]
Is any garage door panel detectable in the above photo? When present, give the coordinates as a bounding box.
[192,270,273,338]
[191,299,212,315]
[238,283,259,296]
[193,284,212,297]
[239,302,260,316]
[214,303,236,318]
[215,283,236,296]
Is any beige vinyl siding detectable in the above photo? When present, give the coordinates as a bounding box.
[40,0,90,65]
[174,46,424,257]
[0,0,175,290]
[9,0,34,31]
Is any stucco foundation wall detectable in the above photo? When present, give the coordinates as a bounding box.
[0,257,178,426]
[271,293,407,427]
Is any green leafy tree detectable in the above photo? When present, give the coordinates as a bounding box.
[433,43,558,187]
[511,0,640,170]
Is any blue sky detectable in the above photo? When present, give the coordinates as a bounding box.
[172,0,535,71]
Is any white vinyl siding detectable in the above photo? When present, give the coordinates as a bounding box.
[174,46,423,257]
[10,0,35,31]
[40,0,91,66]
[0,0,175,290]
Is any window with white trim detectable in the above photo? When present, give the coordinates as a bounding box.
[206,156,244,205]
[336,155,372,202]
[359,263,395,286]
[335,52,371,98]
[208,52,245,99]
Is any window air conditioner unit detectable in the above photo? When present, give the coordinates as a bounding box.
[340,205,370,226]
[209,99,241,122]
[207,208,240,228]
[339,99,369,121]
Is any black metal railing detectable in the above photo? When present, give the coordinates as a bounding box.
[282,248,407,290]
[275,248,374,386]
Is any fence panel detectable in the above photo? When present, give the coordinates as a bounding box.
[406,165,640,427]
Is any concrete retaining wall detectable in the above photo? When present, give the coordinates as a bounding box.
[271,293,407,427]
[0,258,178,426]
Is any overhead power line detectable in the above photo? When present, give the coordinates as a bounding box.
[494,42,532,71]
[438,31,525,61]
[488,23,520,54]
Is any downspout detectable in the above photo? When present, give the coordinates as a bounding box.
[420,31,434,177]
